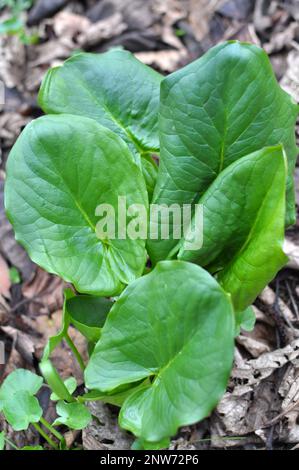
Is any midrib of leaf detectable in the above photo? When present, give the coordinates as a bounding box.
[73,198,96,232]
[73,74,158,155]
[32,130,97,234]
[153,314,214,383]
[218,110,228,174]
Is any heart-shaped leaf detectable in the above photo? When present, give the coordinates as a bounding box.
[5,115,148,296]
[53,401,91,430]
[85,261,235,443]
[66,295,113,343]
[2,391,42,431]
[0,370,43,431]
[0,369,43,410]
[38,50,162,197]
[178,146,288,312]
[148,41,298,263]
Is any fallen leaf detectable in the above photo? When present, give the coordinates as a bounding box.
[284,237,299,270]
[78,13,127,48]
[188,0,226,41]
[53,11,91,39]
[0,255,10,298]
[280,49,299,103]
[83,402,133,450]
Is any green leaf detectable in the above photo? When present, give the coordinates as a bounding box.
[53,401,92,430]
[235,306,256,337]
[38,50,162,196]
[0,369,43,410]
[21,446,43,450]
[178,146,288,312]
[85,261,235,443]
[0,17,23,35]
[148,41,298,263]
[132,437,170,450]
[40,289,75,402]
[80,380,151,407]
[50,377,77,402]
[66,295,113,343]
[9,267,21,284]
[0,431,4,451]
[2,391,42,431]
[5,114,148,296]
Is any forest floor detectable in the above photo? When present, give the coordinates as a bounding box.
[0,0,299,450]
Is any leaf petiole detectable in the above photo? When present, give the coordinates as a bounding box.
[32,422,58,450]
[4,437,19,451]
[39,417,64,443]
[65,334,85,371]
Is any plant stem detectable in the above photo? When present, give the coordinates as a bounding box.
[32,422,58,450]
[4,437,19,450]
[65,333,85,371]
[40,417,64,442]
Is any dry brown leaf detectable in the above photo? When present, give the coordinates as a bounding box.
[152,0,187,25]
[280,49,299,102]
[0,255,10,298]
[277,363,299,442]
[188,0,226,41]
[284,237,299,270]
[83,402,133,450]
[210,340,299,446]
[78,13,127,48]
[259,286,295,323]
[237,334,271,358]
[1,325,35,366]
[264,22,299,54]
[53,11,91,39]
[0,112,30,146]
[22,268,63,316]
[135,49,188,72]
[0,36,26,91]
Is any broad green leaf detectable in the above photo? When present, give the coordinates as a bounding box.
[66,295,113,343]
[0,432,4,451]
[53,401,91,430]
[5,114,148,296]
[50,377,77,402]
[0,369,43,410]
[38,50,162,197]
[85,261,234,443]
[178,146,288,312]
[2,391,42,431]
[148,41,298,263]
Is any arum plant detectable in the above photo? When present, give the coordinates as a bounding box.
[2,41,298,450]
